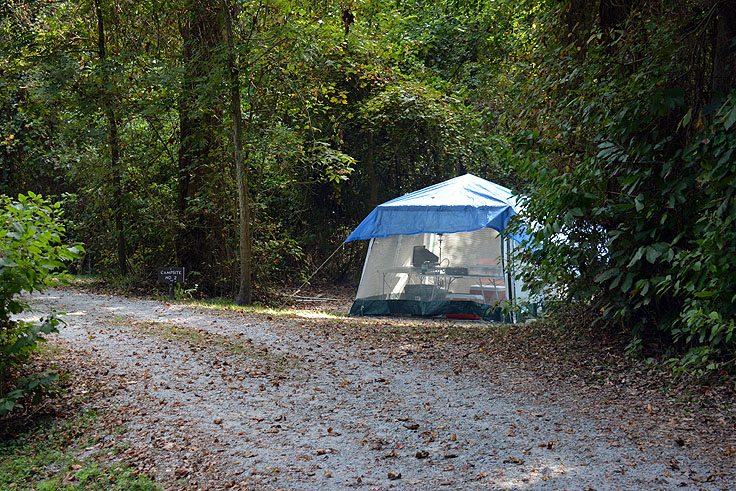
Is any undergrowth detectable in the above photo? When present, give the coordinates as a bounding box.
[0,409,157,490]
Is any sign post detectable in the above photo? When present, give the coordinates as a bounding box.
[158,267,185,300]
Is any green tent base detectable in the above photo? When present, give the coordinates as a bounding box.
[349,298,505,322]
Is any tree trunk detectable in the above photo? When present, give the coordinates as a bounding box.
[711,2,736,102]
[599,0,632,33]
[110,109,125,275]
[221,0,252,305]
[367,129,378,209]
[177,0,220,284]
[564,0,587,38]
[94,0,127,275]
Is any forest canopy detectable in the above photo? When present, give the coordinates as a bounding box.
[1,0,734,374]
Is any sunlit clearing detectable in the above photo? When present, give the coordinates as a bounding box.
[294,311,339,320]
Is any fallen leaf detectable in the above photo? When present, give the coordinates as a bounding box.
[503,456,524,465]
[369,439,385,450]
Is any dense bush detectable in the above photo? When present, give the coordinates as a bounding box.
[0,192,81,416]
[668,92,736,375]
[506,2,736,376]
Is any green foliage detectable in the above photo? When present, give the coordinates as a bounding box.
[252,218,307,292]
[0,320,62,416]
[0,192,81,415]
[0,193,81,313]
[505,2,736,376]
[35,462,158,491]
[2,0,513,295]
[668,91,736,372]
[1,409,158,490]
[358,79,477,191]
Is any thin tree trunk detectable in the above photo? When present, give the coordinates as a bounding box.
[222,0,252,305]
[94,0,126,275]
[110,110,125,275]
[367,129,378,209]
[711,2,736,101]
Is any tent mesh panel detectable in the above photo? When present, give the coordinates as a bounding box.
[354,230,506,311]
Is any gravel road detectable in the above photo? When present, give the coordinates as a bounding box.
[20,289,734,490]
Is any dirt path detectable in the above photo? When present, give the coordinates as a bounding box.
[20,289,734,490]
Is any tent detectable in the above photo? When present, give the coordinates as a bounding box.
[346,174,528,321]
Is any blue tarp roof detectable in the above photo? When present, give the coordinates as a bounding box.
[345,174,522,243]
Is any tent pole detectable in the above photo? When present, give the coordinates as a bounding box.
[502,237,515,323]
[507,238,516,323]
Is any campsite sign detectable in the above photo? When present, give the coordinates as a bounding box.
[158,267,185,284]
[158,267,185,300]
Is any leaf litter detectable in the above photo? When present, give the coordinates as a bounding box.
[13,288,735,490]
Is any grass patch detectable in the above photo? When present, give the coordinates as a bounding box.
[65,274,106,289]
[171,297,518,352]
[0,410,158,491]
[177,297,346,321]
[36,339,69,359]
[129,320,301,372]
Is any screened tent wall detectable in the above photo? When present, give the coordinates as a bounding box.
[351,229,508,320]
